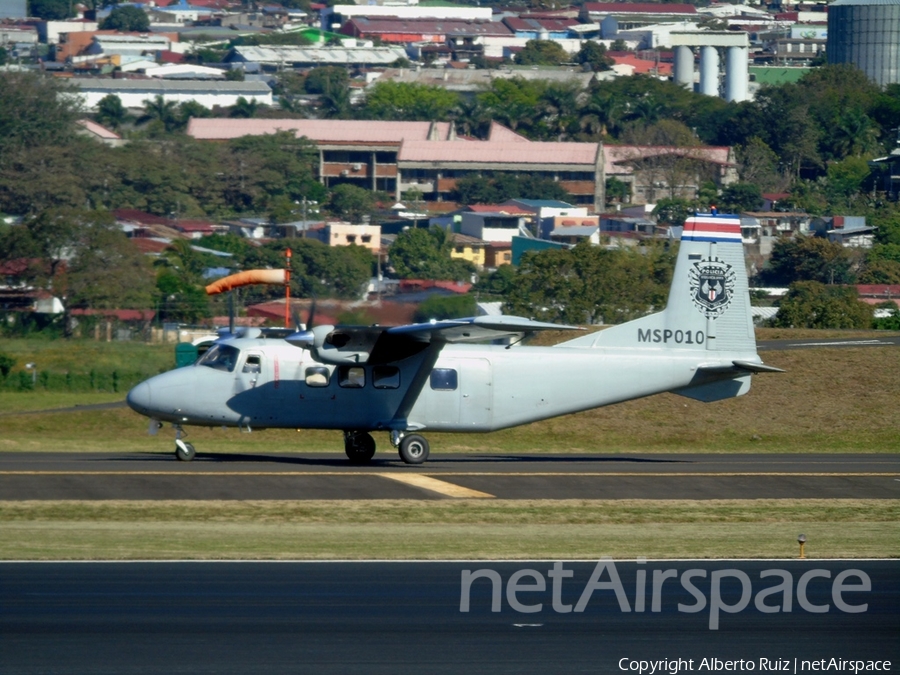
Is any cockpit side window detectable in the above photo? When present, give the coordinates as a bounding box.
[242,354,261,374]
[198,344,239,372]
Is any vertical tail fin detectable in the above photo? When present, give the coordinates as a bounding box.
[561,213,757,354]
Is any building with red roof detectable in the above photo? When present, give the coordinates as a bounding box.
[187,118,737,211]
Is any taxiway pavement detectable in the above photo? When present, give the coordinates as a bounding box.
[1,452,897,500]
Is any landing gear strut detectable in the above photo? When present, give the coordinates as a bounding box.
[391,431,430,465]
[174,425,195,462]
[344,431,376,464]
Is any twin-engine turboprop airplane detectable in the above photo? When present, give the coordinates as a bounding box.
[127,214,782,464]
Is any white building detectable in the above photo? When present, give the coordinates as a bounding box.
[67,78,273,109]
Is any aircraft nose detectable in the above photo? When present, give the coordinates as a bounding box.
[127,381,152,415]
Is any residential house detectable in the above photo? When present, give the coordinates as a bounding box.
[449,233,487,269]
[310,221,382,253]
[810,216,876,248]
[459,205,533,244]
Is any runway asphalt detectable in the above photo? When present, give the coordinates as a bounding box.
[1,452,897,500]
[2,560,898,675]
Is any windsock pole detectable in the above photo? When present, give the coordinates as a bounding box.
[285,248,292,329]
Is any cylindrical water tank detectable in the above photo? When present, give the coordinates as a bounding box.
[724,46,749,102]
[827,0,900,87]
[674,45,694,89]
[699,46,719,97]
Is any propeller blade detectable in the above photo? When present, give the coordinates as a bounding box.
[228,291,235,335]
[307,296,317,331]
[291,305,304,332]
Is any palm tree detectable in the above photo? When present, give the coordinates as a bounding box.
[832,108,880,159]
[139,95,179,133]
[318,80,352,119]
[229,96,259,119]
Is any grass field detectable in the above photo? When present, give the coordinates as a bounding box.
[1,500,897,560]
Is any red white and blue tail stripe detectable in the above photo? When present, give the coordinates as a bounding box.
[682,214,742,243]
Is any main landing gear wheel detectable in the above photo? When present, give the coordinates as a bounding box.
[175,439,196,462]
[398,434,429,465]
[344,431,376,464]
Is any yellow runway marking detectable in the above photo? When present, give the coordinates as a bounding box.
[377,473,494,499]
[0,471,896,478]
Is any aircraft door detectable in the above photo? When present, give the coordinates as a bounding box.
[458,358,492,429]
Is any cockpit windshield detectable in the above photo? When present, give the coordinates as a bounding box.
[197,344,239,372]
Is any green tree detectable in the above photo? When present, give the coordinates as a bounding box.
[65,213,156,310]
[363,81,459,121]
[472,264,517,298]
[452,172,570,205]
[653,198,693,227]
[515,40,569,66]
[773,281,873,329]
[414,294,477,322]
[156,269,211,323]
[477,77,546,133]
[95,94,130,130]
[318,77,352,119]
[389,226,474,281]
[28,0,72,20]
[0,352,15,380]
[139,95,181,134]
[0,72,81,156]
[328,184,376,222]
[505,241,673,325]
[243,239,372,300]
[229,96,260,119]
[100,5,150,31]
[0,207,84,288]
[761,235,857,286]
[304,66,349,95]
[735,137,785,193]
[824,156,872,208]
[576,41,612,72]
[718,183,762,214]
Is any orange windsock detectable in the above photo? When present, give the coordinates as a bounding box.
[205,269,287,296]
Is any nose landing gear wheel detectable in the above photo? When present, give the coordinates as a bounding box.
[344,431,376,464]
[175,440,196,462]
[398,434,429,465]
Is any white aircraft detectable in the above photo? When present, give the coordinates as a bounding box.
[127,214,781,464]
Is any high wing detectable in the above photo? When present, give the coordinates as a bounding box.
[286,316,581,365]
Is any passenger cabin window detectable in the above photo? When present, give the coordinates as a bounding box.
[305,366,330,387]
[242,354,261,374]
[339,366,365,388]
[198,344,239,372]
[430,368,458,391]
[373,366,400,389]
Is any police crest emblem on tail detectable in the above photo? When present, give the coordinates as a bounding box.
[689,258,736,318]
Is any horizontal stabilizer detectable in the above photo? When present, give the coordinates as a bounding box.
[696,360,785,375]
[732,360,786,373]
